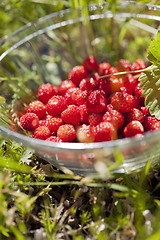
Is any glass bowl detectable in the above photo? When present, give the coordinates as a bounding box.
[0,1,160,178]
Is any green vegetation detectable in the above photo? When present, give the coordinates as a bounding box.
[1,1,160,239]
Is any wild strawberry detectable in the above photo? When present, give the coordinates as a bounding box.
[116,59,131,72]
[88,113,102,126]
[126,108,144,123]
[75,90,88,106]
[108,66,119,74]
[91,72,100,82]
[111,92,135,113]
[102,109,124,129]
[83,56,98,72]
[76,124,94,143]
[79,104,89,124]
[39,119,47,127]
[124,120,144,137]
[37,83,57,104]
[106,104,114,112]
[143,116,159,131]
[149,121,160,131]
[86,90,107,113]
[46,95,68,116]
[92,122,117,142]
[44,114,53,120]
[57,80,76,96]
[20,113,39,131]
[57,124,76,142]
[45,136,63,142]
[46,117,63,133]
[98,62,111,76]
[108,76,124,93]
[140,106,150,117]
[68,65,88,86]
[61,105,81,125]
[33,126,51,140]
[122,74,138,94]
[134,82,143,97]
[65,87,82,105]
[79,77,99,91]
[131,59,147,72]
[27,100,46,119]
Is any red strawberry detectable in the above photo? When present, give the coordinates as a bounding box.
[111,92,135,113]
[79,104,89,124]
[126,108,144,123]
[58,80,76,96]
[86,90,107,113]
[92,122,117,142]
[131,59,147,72]
[27,100,46,119]
[122,73,138,94]
[65,87,82,105]
[79,77,99,91]
[20,113,39,131]
[116,59,131,72]
[46,117,63,133]
[75,90,88,106]
[134,82,143,97]
[98,62,111,76]
[37,83,57,104]
[150,121,160,131]
[57,124,76,142]
[33,126,51,140]
[39,119,47,127]
[140,106,150,117]
[88,113,102,126]
[102,109,124,129]
[46,95,68,116]
[108,66,119,74]
[83,56,99,72]
[61,105,81,125]
[143,116,159,131]
[76,124,94,143]
[124,120,144,137]
[68,65,88,86]
[45,136,63,142]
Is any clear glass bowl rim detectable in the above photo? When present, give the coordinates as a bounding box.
[0,0,160,151]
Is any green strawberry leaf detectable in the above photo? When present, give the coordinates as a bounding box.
[139,65,160,120]
[147,30,160,65]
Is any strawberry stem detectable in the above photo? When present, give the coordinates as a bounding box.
[99,66,150,79]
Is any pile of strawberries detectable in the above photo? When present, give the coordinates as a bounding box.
[19,56,160,143]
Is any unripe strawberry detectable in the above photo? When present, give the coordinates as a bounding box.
[57,124,76,142]
[92,121,117,142]
[33,126,51,140]
[61,105,81,125]
[46,95,68,116]
[68,65,88,86]
[83,56,99,72]
[124,120,144,137]
[57,80,76,96]
[27,100,46,119]
[20,113,39,131]
[76,124,94,143]
[37,83,57,104]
